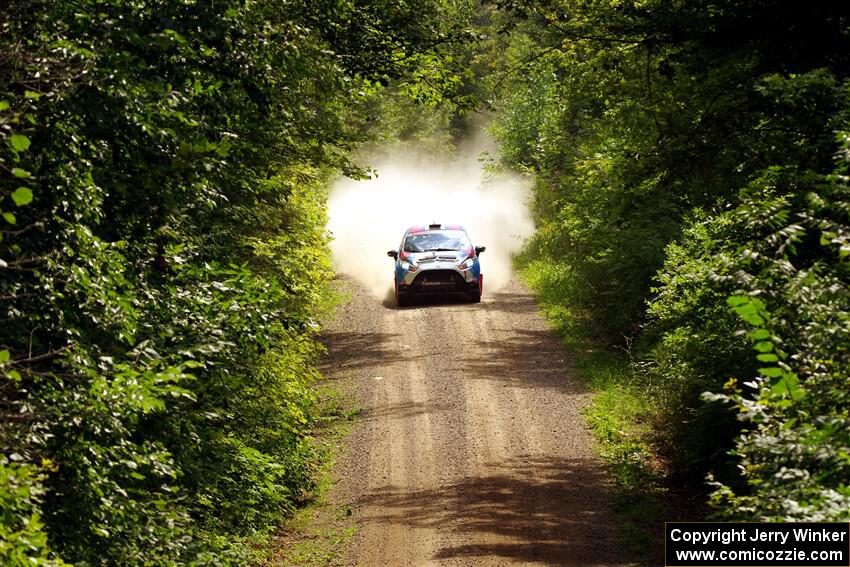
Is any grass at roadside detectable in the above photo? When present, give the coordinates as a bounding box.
[577,351,670,565]
[519,259,671,565]
[264,278,360,566]
[265,384,360,566]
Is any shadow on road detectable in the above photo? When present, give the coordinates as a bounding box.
[359,400,455,423]
[357,455,622,566]
[317,330,400,373]
[464,326,584,393]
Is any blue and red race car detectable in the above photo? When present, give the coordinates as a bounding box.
[387,223,485,307]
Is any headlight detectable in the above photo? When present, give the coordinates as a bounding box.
[460,258,475,270]
[400,260,418,272]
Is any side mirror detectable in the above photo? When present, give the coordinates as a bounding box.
[387,250,398,260]
[475,246,486,255]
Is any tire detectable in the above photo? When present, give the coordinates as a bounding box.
[469,275,482,303]
[396,284,411,307]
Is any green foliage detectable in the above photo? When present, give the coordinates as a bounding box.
[0,457,67,567]
[645,157,850,512]
[701,151,850,520]
[1,0,471,563]
[641,207,754,486]
[490,0,850,521]
[492,1,850,342]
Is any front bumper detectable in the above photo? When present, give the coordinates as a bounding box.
[397,265,480,295]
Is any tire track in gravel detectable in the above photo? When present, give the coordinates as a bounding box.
[316,275,628,566]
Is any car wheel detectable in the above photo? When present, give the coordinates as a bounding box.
[469,275,482,303]
[396,285,410,307]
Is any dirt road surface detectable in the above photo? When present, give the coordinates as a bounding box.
[316,276,627,566]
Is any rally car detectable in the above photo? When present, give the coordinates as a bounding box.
[387,224,485,307]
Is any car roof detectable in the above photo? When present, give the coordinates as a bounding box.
[405,223,466,234]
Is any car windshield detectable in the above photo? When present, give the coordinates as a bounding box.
[404,230,470,253]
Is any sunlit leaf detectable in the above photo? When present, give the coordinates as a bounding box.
[10,134,30,152]
[11,187,33,205]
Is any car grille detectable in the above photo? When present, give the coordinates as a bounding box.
[411,270,466,292]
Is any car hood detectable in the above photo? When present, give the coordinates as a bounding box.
[402,249,473,265]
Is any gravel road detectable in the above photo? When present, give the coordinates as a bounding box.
[317,276,627,566]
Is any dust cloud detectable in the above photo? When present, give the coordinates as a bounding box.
[327,138,535,300]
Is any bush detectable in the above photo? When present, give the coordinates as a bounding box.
[704,144,850,521]
[0,0,469,562]
[490,2,850,518]
[0,457,66,567]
